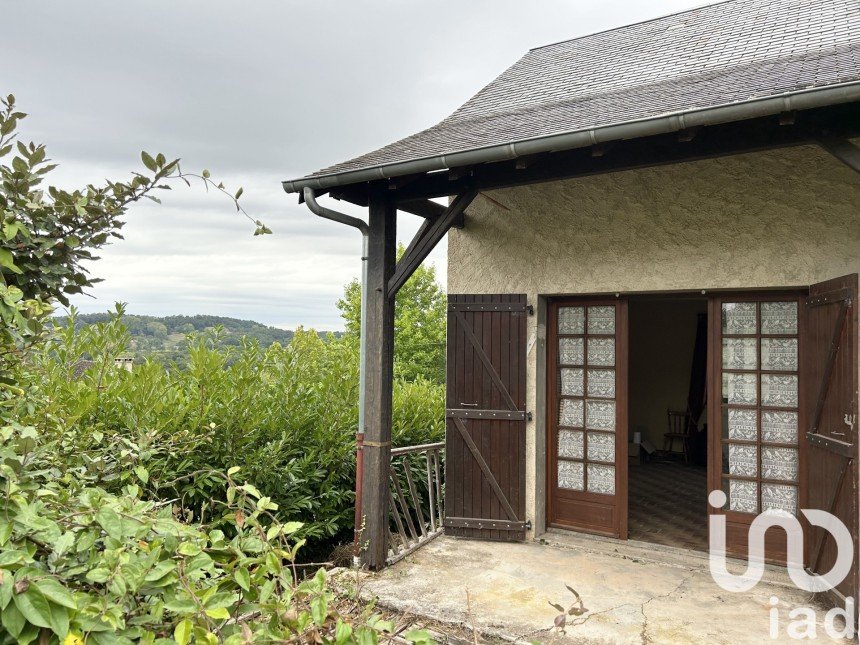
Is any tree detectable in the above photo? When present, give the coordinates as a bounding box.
[0,94,268,389]
[145,321,168,339]
[337,244,447,383]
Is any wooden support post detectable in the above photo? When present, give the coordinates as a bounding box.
[360,187,397,569]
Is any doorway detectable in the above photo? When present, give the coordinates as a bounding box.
[544,277,858,590]
[627,296,709,551]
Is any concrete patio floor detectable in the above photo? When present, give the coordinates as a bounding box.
[357,531,850,643]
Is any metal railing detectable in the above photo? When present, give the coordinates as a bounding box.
[387,442,444,565]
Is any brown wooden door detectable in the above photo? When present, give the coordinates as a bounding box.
[444,294,528,540]
[802,274,858,604]
[709,292,805,563]
[547,299,628,538]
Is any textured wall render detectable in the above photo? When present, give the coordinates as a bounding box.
[447,144,860,537]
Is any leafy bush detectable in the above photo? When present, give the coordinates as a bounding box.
[0,309,440,643]
[24,307,444,560]
[0,94,265,391]
[0,410,410,643]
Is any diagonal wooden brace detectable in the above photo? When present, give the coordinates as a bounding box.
[387,188,477,298]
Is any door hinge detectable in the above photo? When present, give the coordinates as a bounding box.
[527,304,534,316]
[526,519,532,530]
[527,411,533,422]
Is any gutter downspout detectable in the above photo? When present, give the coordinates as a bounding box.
[300,187,369,561]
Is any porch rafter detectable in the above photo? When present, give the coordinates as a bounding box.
[818,136,860,174]
[386,188,477,299]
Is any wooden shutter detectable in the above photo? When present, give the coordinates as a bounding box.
[802,274,858,605]
[444,294,528,541]
[547,299,628,538]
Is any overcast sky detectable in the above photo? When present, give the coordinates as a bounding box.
[4,0,707,330]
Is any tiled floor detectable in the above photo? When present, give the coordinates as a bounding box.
[628,459,709,551]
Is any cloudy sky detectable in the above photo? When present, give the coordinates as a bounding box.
[5,0,707,330]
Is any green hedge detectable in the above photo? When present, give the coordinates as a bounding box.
[26,311,445,560]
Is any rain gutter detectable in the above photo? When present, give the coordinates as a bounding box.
[282,81,860,194]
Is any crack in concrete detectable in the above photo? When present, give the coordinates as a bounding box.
[562,573,694,643]
[638,576,690,643]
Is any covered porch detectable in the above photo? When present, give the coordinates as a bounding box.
[282,2,860,623]
[288,101,860,572]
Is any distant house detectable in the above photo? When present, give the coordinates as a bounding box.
[115,356,134,372]
[72,356,134,378]
[283,0,859,607]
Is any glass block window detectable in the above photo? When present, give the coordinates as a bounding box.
[587,464,615,495]
[560,368,584,396]
[555,303,617,497]
[762,483,798,515]
[558,306,585,334]
[720,299,800,516]
[558,460,584,491]
[587,306,615,335]
[558,430,584,459]
[559,338,584,365]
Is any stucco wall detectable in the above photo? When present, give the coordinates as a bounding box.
[446,143,860,538]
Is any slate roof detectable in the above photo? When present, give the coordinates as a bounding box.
[285,0,860,189]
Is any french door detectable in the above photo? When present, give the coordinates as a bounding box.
[709,275,858,597]
[545,279,856,594]
[708,292,805,564]
[547,299,628,538]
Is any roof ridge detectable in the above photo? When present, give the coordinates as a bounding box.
[528,0,739,52]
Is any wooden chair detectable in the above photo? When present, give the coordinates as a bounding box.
[663,409,693,463]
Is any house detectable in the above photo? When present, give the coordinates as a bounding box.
[283,0,859,609]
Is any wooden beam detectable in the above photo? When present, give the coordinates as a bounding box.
[387,189,477,298]
[515,153,544,169]
[385,103,860,202]
[387,173,421,190]
[329,187,368,207]
[818,137,860,175]
[360,188,397,570]
[591,142,616,157]
[401,217,432,262]
[779,111,797,126]
[398,199,446,221]
[676,127,700,142]
[447,166,472,181]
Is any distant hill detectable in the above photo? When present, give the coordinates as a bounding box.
[53,313,341,364]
